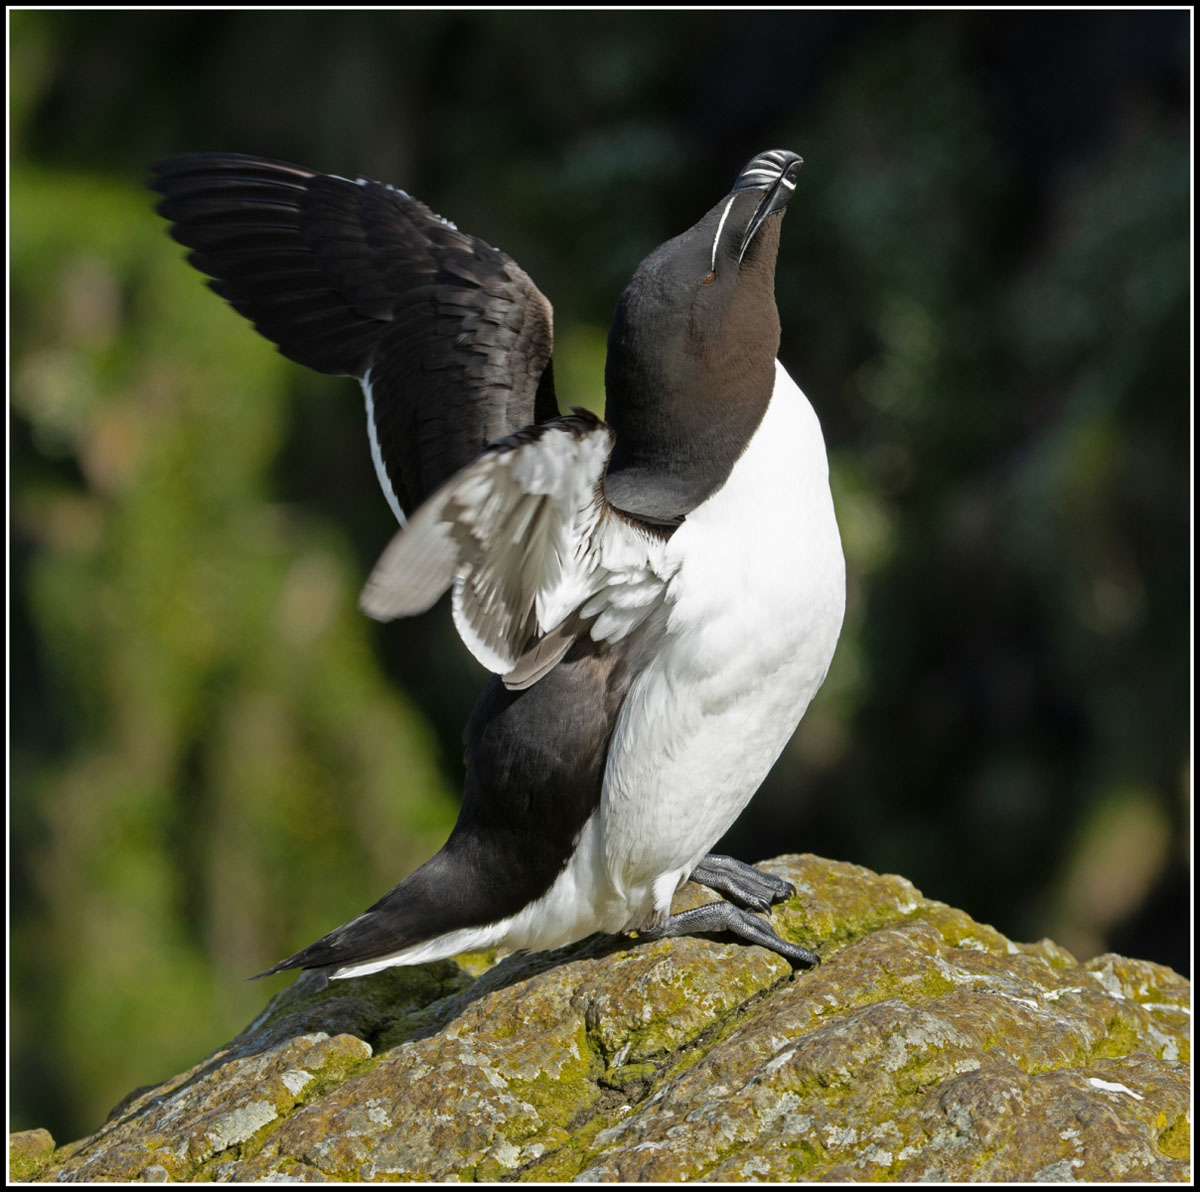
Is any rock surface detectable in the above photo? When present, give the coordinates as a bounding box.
[18,855,1191,1182]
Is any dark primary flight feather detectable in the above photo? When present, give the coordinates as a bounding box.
[149,152,559,516]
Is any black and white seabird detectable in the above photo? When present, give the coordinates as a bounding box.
[150,148,846,978]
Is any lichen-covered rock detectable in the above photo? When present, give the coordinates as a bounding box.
[9,1129,56,1181]
[23,856,1191,1182]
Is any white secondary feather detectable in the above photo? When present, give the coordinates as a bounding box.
[359,413,675,686]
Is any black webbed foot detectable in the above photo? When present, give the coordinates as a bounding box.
[690,854,796,912]
[641,900,818,968]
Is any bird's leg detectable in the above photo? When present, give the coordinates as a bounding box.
[641,902,819,968]
[690,853,796,912]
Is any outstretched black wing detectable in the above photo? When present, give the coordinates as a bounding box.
[150,152,558,518]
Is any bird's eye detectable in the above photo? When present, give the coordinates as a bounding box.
[702,271,716,286]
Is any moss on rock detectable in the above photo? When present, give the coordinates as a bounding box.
[9,1129,56,1182]
[25,855,1190,1182]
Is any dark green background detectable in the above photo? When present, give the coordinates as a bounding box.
[10,10,1190,1142]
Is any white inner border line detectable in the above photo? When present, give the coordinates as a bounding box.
[362,367,407,526]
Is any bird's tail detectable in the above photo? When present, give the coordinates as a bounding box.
[252,831,536,980]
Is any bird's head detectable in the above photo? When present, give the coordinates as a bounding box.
[603,150,803,523]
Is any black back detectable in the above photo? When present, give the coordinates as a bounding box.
[256,639,632,975]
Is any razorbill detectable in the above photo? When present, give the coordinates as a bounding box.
[150,148,845,978]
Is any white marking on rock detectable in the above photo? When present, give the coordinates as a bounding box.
[954,936,991,952]
[204,1100,278,1153]
[280,1069,314,1098]
[999,993,1041,1010]
[822,1124,858,1148]
[1089,967,1127,999]
[1043,987,1086,1001]
[1142,1001,1190,1015]
[490,1141,522,1169]
[1088,1078,1144,1100]
[765,1048,797,1073]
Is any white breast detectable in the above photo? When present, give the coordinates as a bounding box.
[599,358,846,926]
[474,359,845,959]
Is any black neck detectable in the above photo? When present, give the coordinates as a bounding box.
[603,216,782,524]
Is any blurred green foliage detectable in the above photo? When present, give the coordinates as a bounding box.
[10,169,458,1139]
[10,10,1190,1143]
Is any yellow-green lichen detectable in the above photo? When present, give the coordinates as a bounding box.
[1088,1013,1147,1061]
[1156,1111,1190,1161]
[9,1130,57,1181]
[504,1022,603,1133]
[516,1103,636,1182]
[453,949,504,978]
[601,1061,658,1091]
[32,856,1191,1184]
[870,962,959,1005]
[773,1137,828,1181]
